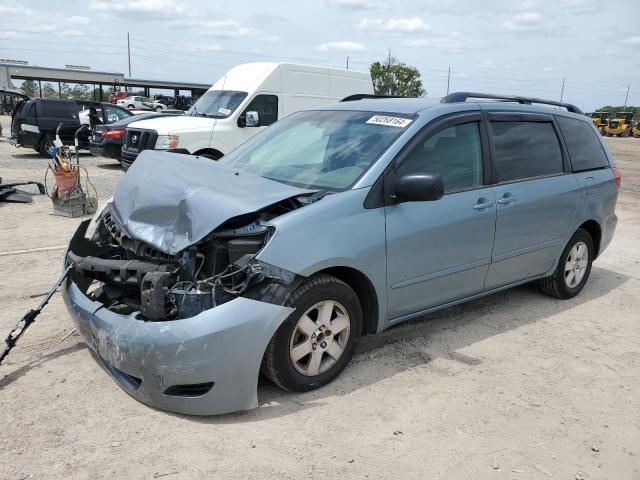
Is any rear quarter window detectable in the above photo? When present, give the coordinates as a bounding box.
[490,121,564,182]
[556,116,609,172]
[40,101,78,121]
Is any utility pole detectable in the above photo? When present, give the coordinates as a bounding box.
[560,77,565,102]
[127,32,132,78]
[346,56,349,70]
[387,48,392,68]
[446,66,451,95]
[624,84,630,107]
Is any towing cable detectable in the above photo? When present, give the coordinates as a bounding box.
[0,265,72,365]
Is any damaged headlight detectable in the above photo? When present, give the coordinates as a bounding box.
[246,260,296,285]
[84,195,113,240]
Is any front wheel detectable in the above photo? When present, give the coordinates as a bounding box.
[155,106,163,112]
[127,104,135,109]
[540,228,594,299]
[262,274,362,392]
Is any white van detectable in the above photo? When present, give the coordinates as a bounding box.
[121,62,373,168]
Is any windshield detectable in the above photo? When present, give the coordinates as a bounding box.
[188,90,247,118]
[219,110,414,191]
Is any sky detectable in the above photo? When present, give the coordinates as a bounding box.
[1,0,639,111]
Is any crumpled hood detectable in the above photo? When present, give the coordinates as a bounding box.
[112,151,313,255]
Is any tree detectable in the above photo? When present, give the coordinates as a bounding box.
[595,105,639,119]
[20,80,38,98]
[42,83,58,99]
[370,56,425,97]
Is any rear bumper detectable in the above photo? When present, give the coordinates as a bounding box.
[90,142,121,159]
[62,265,293,416]
[599,211,618,256]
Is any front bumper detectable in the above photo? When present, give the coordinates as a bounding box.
[62,272,293,416]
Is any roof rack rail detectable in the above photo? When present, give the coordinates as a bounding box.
[441,91,583,114]
[340,94,408,102]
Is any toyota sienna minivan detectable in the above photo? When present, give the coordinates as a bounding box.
[63,92,619,415]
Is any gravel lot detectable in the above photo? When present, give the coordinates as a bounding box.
[0,114,639,479]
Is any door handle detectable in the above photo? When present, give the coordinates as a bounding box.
[497,193,518,205]
[473,200,494,210]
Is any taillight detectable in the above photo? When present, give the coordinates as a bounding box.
[613,167,621,188]
[102,129,125,139]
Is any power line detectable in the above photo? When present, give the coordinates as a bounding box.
[1,27,126,40]
[0,37,126,48]
[0,46,124,55]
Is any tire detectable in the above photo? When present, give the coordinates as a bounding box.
[605,132,612,137]
[540,228,594,299]
[37,134,52,158]
[624,127,632,137]
[127,104,135,109]
[198,152,222,161]
[155,106,162,112]
[262,274,362,392]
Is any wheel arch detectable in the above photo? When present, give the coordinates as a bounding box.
[577,219,602,258]
[193,148,224,159]
[314,266,379,336]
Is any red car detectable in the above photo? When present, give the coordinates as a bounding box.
[109,91,134,104]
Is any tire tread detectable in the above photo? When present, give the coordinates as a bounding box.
[263,274,354,391]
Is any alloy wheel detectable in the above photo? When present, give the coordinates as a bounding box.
[289,300,351,376]
[564,241,589,288]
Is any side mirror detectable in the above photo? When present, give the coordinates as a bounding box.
[394,173,444,202]
[245,111,260,127]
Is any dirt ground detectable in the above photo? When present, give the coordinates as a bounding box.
[0,114,638,480]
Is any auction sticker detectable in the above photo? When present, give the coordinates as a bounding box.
[366,115,413,128]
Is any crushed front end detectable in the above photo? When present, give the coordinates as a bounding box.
[62,202,303,415]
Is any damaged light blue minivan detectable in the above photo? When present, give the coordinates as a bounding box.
[63,92,620,415]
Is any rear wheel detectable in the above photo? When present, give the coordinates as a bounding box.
[624,127,632,137]
[127,104,135,109]
[540,228,594,299]
[37,134,52,158]
[262,274,362,392]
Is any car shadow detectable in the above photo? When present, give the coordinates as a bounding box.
[95,162,123,171]
[182,265,629,424]
[0,342,86,390]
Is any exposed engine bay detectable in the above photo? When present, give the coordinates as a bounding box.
[66,197,314,321]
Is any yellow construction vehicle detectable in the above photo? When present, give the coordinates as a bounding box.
[589,111,610,134]
[604,112,634,137]
[632,120,640,138]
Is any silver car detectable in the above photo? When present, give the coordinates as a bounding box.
[63,92,620,415]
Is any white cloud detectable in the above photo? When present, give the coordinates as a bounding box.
[620,36,640,46]
[326,0,385,9]
[404,31,479,51]
[185,44,224,52]
[316,41,366,52]
[358,17,429,34]
[556,0,597,14]
[543,66,556,72]
[89,0,176,14]
[503,12,544,32]
[68,16,90,25]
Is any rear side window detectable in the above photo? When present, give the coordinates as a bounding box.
[556,116,609,171]
[490,121,563,182]
[40,101,77,121]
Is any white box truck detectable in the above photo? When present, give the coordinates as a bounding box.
[121,62,373,168]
